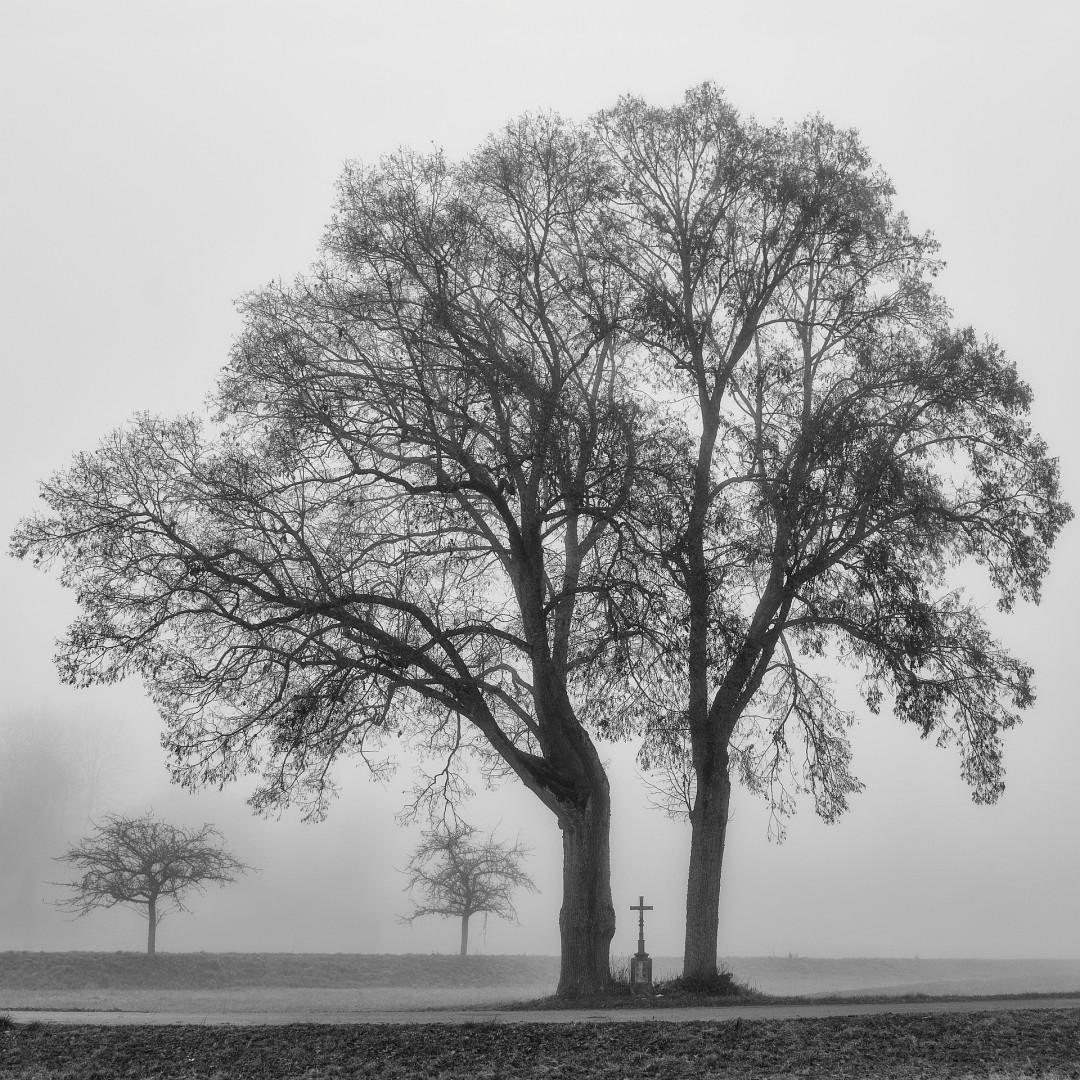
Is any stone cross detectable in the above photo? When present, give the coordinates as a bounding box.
[630,895,653,958]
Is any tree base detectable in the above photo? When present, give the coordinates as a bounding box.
[662,970,737,995]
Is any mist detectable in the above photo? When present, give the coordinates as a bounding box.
[2,1,1079,965]
[3,685,1078,961]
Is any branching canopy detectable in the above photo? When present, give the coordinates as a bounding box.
[401,823,536,928]
[12,117,653,826]
[597,86,1070,823]
[12,86,1069,986]
[56,812,248,924]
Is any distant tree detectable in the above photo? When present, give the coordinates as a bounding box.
[55,812,249,955]
[402,825,536,956]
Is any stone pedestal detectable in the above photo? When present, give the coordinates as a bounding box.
[630,953,653,987]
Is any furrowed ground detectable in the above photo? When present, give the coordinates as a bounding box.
[2,1011,1079,1079]
[2,955,1078,1077]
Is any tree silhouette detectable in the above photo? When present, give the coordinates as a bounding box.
[14,118,641,995]
[598,85,1070,981]
[55,812,249,954]
[13,82,1069,995]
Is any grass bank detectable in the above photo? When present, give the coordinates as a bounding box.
[0,952,558,991]
[2,1010,1079,1079]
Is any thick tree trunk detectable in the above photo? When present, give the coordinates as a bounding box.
[459,913,470,958]
[556,778,616,998]
[147,896,157,957]
[682,763,732,982]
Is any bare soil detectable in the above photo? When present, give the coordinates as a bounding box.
[2,1009,1079,1078]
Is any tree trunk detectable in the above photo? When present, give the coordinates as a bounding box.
[147,896,157,957]
[459,912,470,957]
[556,776,616,998]
[682,763,732,982]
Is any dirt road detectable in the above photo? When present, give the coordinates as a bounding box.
[7,996,1080,1026]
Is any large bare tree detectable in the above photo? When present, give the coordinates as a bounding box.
[596,85,1070,982]
[13,117,646,996]
[14,85,1068,994]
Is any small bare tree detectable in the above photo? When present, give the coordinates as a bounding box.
[55,811,249,955]
[402,825,536,957]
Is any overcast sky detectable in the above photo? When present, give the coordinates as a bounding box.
[2,0,1079,962]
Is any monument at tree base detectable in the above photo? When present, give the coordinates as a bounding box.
[629,895,653,987]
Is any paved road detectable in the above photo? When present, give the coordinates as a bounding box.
[7,997,1080,1026]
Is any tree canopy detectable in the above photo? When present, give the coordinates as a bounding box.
[14,114,644,996]
[595,86,1069,979]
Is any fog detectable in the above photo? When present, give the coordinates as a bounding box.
[2,1,1079,962]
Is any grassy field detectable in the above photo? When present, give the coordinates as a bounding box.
[0,984,554,1014]
[0,951,558,991]
[2,1010,1079,1078]
[0,952,558,1014]
[725,956,1080,998]
[3,951,1080,1015]
[7,951,1080,993]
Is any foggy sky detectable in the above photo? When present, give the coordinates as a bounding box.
[1,0,1078,961]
